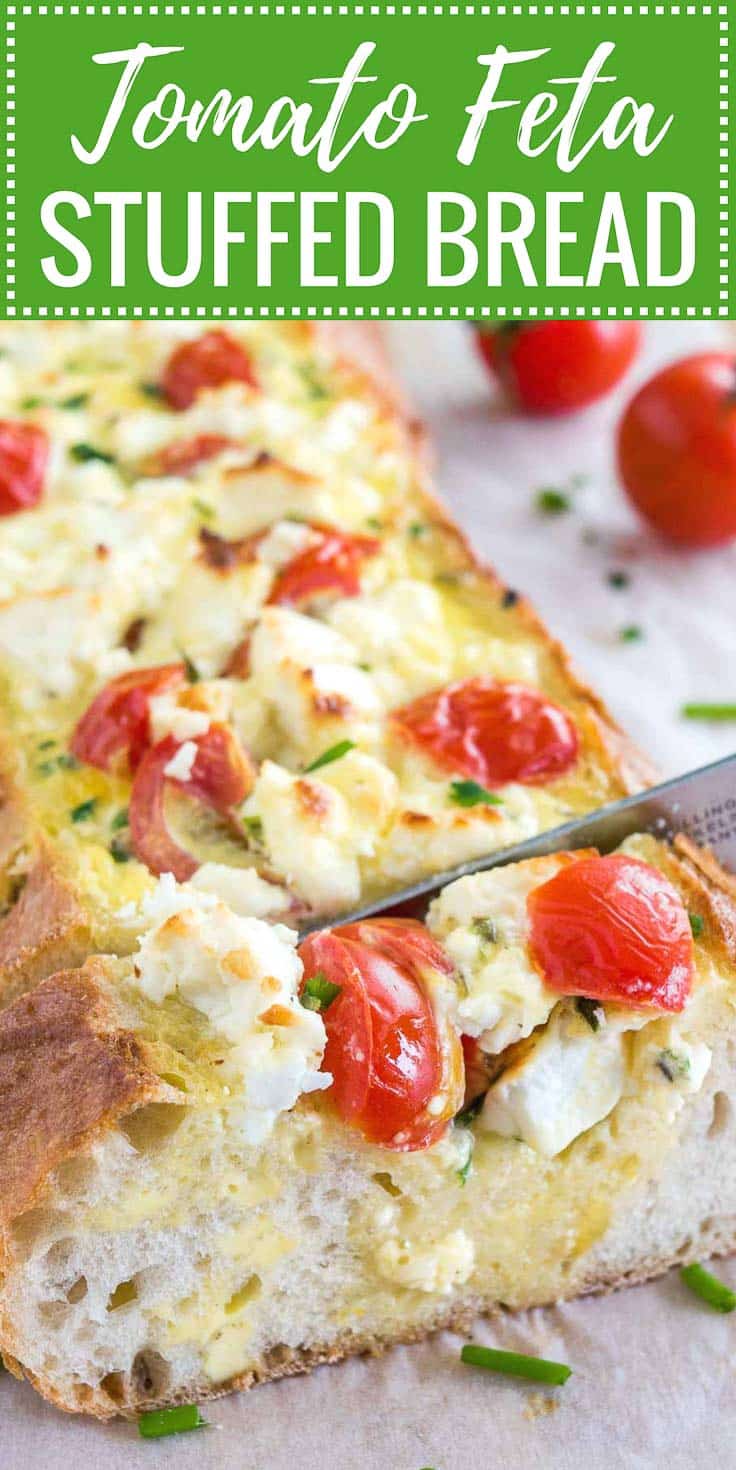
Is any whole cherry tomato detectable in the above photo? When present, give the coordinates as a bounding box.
[392,678,579,788]
[618,352,736,547]
[298,918,463,1151]
[528,853,693,1012]
[475,322,641,415]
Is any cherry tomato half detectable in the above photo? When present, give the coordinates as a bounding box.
[618,352,736,547]
[0,420,49,516]
[528,853,693,1011]
[268,524,380,607]
[129,723,254,881]
[70,663,186,773]
[162,330,258,410]
[475,322,641,416]
[392,678,579,787]
[298,918,463,1151]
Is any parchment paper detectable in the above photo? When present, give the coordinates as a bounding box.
[4,320,736,1470]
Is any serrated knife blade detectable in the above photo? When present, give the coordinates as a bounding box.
[297,750,736,937]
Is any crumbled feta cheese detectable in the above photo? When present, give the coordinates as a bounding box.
[244,759,362,912]
[480,1002,627,1157]
[375,1228,475,1294]
[191,862,288,918]
[163,739,198,781]
[128,876,329,1144]
[255,519,319,569]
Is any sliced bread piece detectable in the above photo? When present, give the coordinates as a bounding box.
[1,832,734,1418]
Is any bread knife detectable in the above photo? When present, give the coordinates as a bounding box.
[297,750,736,936]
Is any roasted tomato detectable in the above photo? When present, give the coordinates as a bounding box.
[268,524,380,607]
[0,420,49,516]
[129,724,254,881]
[528,853,694,1011]
[618,353,736,547]
[392,678,579,787]
[149,433,235,476]
[162,330,258,410]
[299,917,463,1151]
[70,664,186,773]
[474,322,641,416]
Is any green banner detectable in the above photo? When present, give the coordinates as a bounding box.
[3,2,731,318]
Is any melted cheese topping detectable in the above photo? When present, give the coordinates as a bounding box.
[0,321,629,927]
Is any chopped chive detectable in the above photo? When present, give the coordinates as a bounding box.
[179,649,200,683]
[138,1404,208,1438]
[59,392,89,410]
[70,798,98,823]
[607,569,630,590]
[461,1344,572,1386]
[243,814,263,839]
[109,839,131,864]
[619,624,644,643]
[689,912,704,939]
[140,381,164,400]
[365,516,383,532]
[657,1048,690,1083]
[37,738,56,751]
[407,521,428,538]
[192,498,215,521]
[449,779,503,809]
[471,916,498,945]
[71,442,114,465]
[535,488,570,516]
[21,395,43,410]
[305,739,355,773]
[457,1136,474,1186]
[111,808,129,832]
[682,703,736,721]
[301,971,342,1013]
[455,1093,486,1128]
[681,1263,736,1313]
[575,997,603,1032]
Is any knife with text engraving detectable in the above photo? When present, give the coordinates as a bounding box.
[297,751,736,937]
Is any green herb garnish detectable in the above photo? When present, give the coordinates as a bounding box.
[140,381,164,401]
[37,738,56,751]
[461,1344,571,1385]
[109,839,131,864]
[535,488,570,516]
[301,971,342,1013]
[305,740,355,774]
[455,1093,486,1129]
[449,780,503,809]
[575,997,603,1032]
[37,752,79,777]
[619,624,644,643]
[471,916,498,945]
[408,522,428,539]
[111,808,129,832]
[242,815,263,840]
[365,516,383,532]
[681,1263,736,1313]
[71,442,114,465]
[681,703,736,721]
[192,498,215,521]
[138,1404,208,1439]
[179,649,200,683]
[607,569,630,589]
[657,1048,691,1083]
[689,912,704,939]
[60,392,89,410]
[70,798,98,824]
[21,395,43,410]
[457,1134,474,1186]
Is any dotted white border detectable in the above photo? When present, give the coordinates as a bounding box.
[4,2,730,318]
